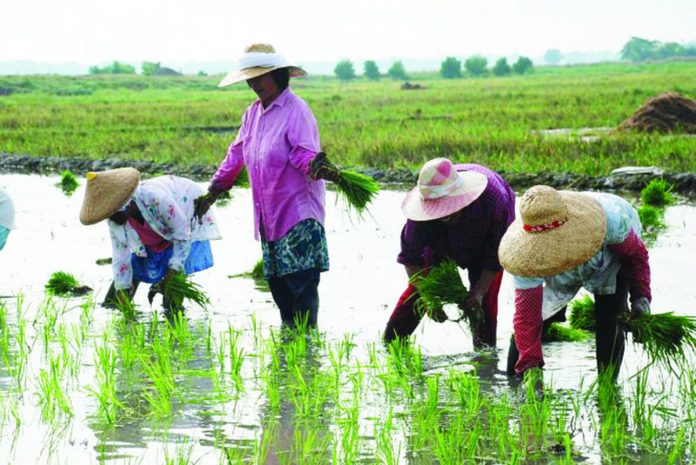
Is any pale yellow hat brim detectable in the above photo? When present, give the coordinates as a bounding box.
[79,167,140,225]
[498,192,607,277]
[218,66,307,87]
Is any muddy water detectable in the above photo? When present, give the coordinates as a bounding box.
[0,173,694,464]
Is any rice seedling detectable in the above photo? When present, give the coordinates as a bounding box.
[227,325,245,391]
[35,355,73,422]
[568,295,596,331]
[163,438,194,465]
[45,271,92,296]
[333,169,381,217]
[410,260,482,331]
[542,323,591,342]
[162,272,210,309]
[86,332,122,424]
[622,311,696,370]
[640,179,675,207]
[56,169,79,196]
[638,204,666,231]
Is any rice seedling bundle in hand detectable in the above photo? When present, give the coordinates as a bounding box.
[410,260,482,330]
[334,170,380,216]
[622,311,696,369]
[162,272,210,309]
[45,271,92,296]
[569,295,596,331]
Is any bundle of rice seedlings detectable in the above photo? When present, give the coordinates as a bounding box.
[410,260,482,330]
[622,312,696,369]
[640,179,675,207]
[163,272,210,309]
[542,323,591,342]
[637,205,666,231]
[334,169,380,217]
[569,295,596,331]
[45,271,92,296]
[57,170,79,196]
[251,259,265,281]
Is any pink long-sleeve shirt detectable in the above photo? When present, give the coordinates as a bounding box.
[211,88,325,242]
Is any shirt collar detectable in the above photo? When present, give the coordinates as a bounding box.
[262,87,292,112]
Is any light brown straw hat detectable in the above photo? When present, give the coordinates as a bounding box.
[79,167,140,225]
[218,43,307,87]
[401,158,488,221]
[498,185,607,277]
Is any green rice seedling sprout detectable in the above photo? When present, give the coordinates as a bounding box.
[621,311,696,370]
[114,290,138,322]
[45,271,92,296]
[640,179,675,207]
[333,169,381,217]
[163,272,210,309]
[227,325,245,391]
[542,323,591,342]
[57,169,79,196]
[86,333,122,424]
[568,295,596,331]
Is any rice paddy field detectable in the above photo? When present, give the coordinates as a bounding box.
[0,173,695,464]
[0,61,695,175]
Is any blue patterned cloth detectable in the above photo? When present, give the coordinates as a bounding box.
[131,240,213,284]
[261,219,329,279]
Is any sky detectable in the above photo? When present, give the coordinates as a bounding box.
[2,0,695,67]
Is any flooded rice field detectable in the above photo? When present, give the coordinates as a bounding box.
[0,173,694,464]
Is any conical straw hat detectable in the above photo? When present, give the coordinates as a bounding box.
[218,43,307,87]
[79,168,140,225]
[401,158,488,221]
[498,185,607,277]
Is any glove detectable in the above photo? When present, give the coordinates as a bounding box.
[630,297,651,319]
[310,152,342,183]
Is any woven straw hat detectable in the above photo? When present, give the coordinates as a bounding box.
[401,158,488,221]
[79,168,140,225]
[498,185,607,277]
[218,43,307,87]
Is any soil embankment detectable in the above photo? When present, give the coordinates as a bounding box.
[1,153,695,197]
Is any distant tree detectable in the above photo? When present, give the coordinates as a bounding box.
[197,70,208,76]
[440,57,462,79]
[363,60,380,80]
[88,61,136,75]
[387,61,409,80]
[544,49,563,65]
[657,42,685,59]
[512,56,534,74]
[464,55,488,76]
[492,58,511,77]
[621,37,659,61]
[142,61,161,76]
[334,60,356,81]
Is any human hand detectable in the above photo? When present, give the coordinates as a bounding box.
[148,269,178,305]
[462,293,484,325]
[630,297,651,319]
[310,152,342,183]
[193,192,218,220]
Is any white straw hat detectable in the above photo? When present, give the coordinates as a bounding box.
[79,168,140,225]
[401,158,488,221]
[498,185,607,277]
[218,43,307,87]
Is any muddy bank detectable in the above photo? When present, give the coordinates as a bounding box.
[1,153,695,197]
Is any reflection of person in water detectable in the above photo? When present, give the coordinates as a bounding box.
[0,186,15,253]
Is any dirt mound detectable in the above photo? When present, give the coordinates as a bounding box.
[619,92,696,133]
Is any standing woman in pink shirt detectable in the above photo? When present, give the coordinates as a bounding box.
[196,44,339,330]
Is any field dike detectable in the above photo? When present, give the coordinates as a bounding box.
[1,152,696,197]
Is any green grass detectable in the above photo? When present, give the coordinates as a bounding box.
[640,179,676,207]
[1,61,695,175]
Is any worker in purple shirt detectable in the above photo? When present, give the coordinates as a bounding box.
[194,43,340,330]
[384,158,516,349]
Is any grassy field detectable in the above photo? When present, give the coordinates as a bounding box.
[0,61,695,175]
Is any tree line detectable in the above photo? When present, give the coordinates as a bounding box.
[334,56,533,81]
[621,37,696,62]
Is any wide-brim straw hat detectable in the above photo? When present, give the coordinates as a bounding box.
[79,167,140,225]
[401,158,488,221]
[219,43,307,87]
[498,185,607,277]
